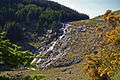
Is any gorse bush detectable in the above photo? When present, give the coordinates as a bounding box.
[103,10,120,27]
[84,54,100,80]
[84,48,120,80]
[0,32,34,67]
[105,27,120,44]
[84,10,120,80]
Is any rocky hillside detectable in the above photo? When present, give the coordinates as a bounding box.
[43,10,120,68]
[31,10,120,80]
[33,16,108,67]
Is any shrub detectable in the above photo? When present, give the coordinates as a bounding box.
[0,76,10,80]
[0,32,34,67]
[103,10,120,27]
[23,75,48,80]
[105,27,120,44]
[84,48,120,80]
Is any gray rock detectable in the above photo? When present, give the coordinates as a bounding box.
[76,25,87,32]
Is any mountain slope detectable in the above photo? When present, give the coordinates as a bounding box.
[0,0,89,52]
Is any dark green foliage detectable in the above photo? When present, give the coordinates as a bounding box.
[0,0,89,43]
[0,32,33,66]
[0,76,10,80]
[16,4,42,22]
[5,22,24,42]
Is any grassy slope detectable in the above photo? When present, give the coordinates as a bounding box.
[1,10,120,80]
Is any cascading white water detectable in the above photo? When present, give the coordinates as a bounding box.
[31,23,71,66]
[59,24,69,40]
[46,41,57,53]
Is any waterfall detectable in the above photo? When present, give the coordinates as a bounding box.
[31,23,71,67]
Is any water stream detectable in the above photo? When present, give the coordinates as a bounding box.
[31,23,71,67]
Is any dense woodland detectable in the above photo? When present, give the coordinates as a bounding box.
[0,0,89,42]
